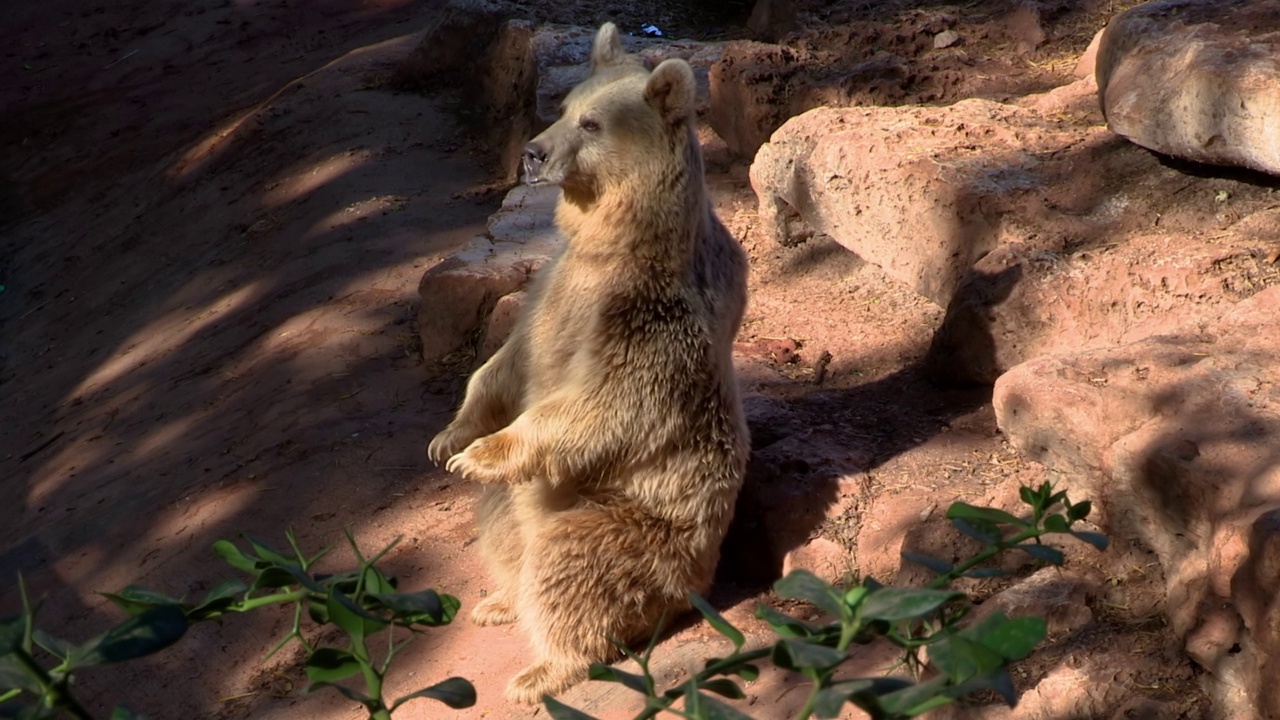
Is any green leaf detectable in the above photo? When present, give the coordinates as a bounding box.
[368,589,457,626]
[1017,544,1065,565]
[32,629,75,659]
[305,680,373,707]
[951,517,1005,545]
[699,678,745,699]
[689,594,744,650]
[988,667,1018,705]
[99,586,186,616]
[859,588,963,623]
[771,637,845,671]
[73,605,187,667]
[974,614,1045,661]
[927,634,1003,682]
[1043,514,1070,533]
[901,552,953,576]
[325,592,385,642]
[728,663,759,681]
[774,569,844,618]
[755,604,816,638]
[587,664,649,694]
[543,696,600,720]
[109,706,147,720]
[945,503,1024,527]
[188,578,250,620]
[246,535,293,565]
[0,654,41,694]
[361,567,396,595]
[812,677,914,718]
[250,566,299,591]
[276,564,325,593]
[1018,485,1037,508]
[1071,531,1109,551]
[1067,500,1092,521]
[304,647,362,683]
[212,540,258,574]
[390,676,476,710]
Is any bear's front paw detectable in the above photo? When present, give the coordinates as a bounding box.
[444,432,525,484]
[427,423,482,466]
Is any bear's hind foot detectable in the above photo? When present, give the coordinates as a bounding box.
[504,659,588,705]
[470,590,518,626]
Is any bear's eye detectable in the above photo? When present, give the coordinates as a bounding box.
[579,116,601,133]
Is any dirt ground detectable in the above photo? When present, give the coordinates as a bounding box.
[0,0,1238,718]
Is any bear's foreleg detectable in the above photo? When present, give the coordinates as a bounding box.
[445,389,644,486]
[428,334,527,465]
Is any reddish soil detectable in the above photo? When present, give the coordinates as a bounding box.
[0,0,1235,718]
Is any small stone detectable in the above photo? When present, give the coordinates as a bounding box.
[781,537,850,584]
[933,30,960,49]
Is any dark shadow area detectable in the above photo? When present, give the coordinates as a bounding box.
[715,360,991,595]
[0,1,519,716]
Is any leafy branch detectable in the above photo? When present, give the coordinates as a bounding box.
[1,529,474,720]
[546,481,1107,720]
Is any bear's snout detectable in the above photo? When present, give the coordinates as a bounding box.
[522,141,547,185]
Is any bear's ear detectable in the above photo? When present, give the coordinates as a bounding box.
[644,58,696,125]
[590,22,625,72]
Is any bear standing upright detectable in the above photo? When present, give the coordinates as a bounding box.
[428,22,750,704]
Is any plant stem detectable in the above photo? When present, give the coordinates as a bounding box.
[13,649,95,720]
[237,588,311,612]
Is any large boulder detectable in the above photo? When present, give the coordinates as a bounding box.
[1097,0,1280,176]
[749,82,1110,307]
[416,184,559,365]
[993,285,1280,720]
[924,215,1280,385]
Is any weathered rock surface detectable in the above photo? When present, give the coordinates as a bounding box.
[925,222,1280,385]
[1097,0,1280,176]
[993,285,1280,720]
[416,184,559,365]
[749,83,1110,307]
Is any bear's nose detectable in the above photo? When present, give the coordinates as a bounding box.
[523,141,547,165]
[522,141,547,184]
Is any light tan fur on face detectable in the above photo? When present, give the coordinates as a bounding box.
[427,21,750,705]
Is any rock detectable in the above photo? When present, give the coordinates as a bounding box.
[749,87,1108,306]
[1073,27,1104,78]
[923,229,1275,385]
[933,29,961,49]
[746,0,798,42]
[416,184,559,365]
[1096,0,1280,176]
[979,567,1094,636]
[708,41,805,159]
[781,537,850,583]
[1005,2,1047,57]
[993,285,1280,720]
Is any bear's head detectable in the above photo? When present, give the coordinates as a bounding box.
[522,23,700,204]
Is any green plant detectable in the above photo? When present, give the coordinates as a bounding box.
[545,481,1107,720]
[0,529,473,720]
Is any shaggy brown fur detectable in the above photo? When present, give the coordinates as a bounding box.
[428,22,749,704]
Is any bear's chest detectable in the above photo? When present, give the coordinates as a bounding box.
[523,260,608,398]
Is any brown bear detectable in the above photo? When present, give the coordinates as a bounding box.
[428,22,750,704]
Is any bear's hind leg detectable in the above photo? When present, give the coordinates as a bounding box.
[472,485,524,626]
[505,505,696,704]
